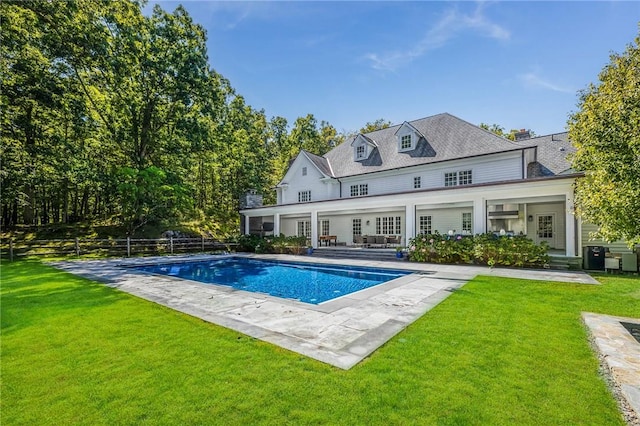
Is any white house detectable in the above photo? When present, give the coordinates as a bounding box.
[239,113,632,263]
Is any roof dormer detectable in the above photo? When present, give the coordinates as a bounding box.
[351,134,377,162]
[395,121,423,153]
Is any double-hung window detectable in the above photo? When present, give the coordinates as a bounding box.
[401,135,412,150]
[444,172,458,187]
[444,170,472,187]
[298,190,311,202]
[458,170,473,185]
[350,184,368,197]
[414,176,421,189]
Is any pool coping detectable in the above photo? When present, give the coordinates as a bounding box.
[582,313,640,424]
[50,254,597,370]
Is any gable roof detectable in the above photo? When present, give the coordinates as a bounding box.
[302,150,333,177]
[278,113,575,182]
[350,133,378,147]
[324,113,523,178]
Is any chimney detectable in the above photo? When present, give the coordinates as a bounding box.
[239,190,263,209]
[514,129,531,141]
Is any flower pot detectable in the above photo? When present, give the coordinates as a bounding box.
[307,247,314,255]
[396,251,403,258]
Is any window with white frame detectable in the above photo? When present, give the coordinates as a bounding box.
[297,220,311,238]
[459,170,473,185]
[376,216,401,234]
[320,219,330,236]
[401,134,412,150]
[462,212,472,233]
[352,218,362,236]
[350,184,368,197]
[355,145,366,159]
[302,167,307,176]
[414,176,421,189]
[444,172,458,187]
[445,170,472,187]
[298,190,311,202]
[419,215,432,234]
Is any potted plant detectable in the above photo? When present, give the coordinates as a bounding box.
[307,246,314,255]
[395,246,405,258]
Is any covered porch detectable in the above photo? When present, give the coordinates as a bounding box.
[240,178,578,257]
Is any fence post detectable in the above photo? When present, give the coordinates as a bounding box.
[75,237,80,257]
[201,236,205,252]
[170,236,174,254]
[9,239,13,262]
[127,237,131,257]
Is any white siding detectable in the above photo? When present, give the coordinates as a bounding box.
[525,203,566,250]
[340,151,523,199]
[581,223,632,254]
[279,155,329,204]
[315,212,405,245]
[415,207,473,235]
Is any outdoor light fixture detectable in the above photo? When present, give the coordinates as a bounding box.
[528,215,533,222]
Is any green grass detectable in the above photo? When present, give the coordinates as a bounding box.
[2,260,639,425]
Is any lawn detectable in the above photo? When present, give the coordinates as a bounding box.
[2,260,639,425]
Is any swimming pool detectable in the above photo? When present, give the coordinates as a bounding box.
[133,257,412,304]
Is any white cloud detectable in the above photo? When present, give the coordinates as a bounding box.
[519,72,575,94]
[364,2,510,72]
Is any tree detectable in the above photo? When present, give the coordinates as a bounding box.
[360,118,391,133]
[480,123,536,141]
[568,28,640,247]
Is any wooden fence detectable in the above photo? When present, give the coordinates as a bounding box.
[1,237,237,261]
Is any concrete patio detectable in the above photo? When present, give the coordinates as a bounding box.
[51,254,598,369]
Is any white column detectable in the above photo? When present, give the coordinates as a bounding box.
[473,197,486,234]
[565,192,576,256]
[310,210,318,248]
[273,213,280,236]
[244,215,250,235]
[405,203,415,246]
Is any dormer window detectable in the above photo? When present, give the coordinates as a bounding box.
[395,121,423,153]
[401,135,412,150]
[351,134,377,162]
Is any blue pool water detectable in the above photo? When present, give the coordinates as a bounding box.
[133,257,412,304]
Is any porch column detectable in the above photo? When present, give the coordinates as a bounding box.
[472,197,486,234]
[244,215,250,235]
[565,192,576,256]
[405,203,415,246]
[310,210,318,248]
[273,213,280,236]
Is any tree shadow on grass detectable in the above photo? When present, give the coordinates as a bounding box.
[1,260,130,336]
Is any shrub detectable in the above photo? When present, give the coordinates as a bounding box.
[407,232,549,268]
[236,234,307,255]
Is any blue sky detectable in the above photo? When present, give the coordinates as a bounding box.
[147,1,639,136]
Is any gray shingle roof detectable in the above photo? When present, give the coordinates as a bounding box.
[324,113,524,178]
[521,132,575,176]
[291,113,575,181]
[302,150,333,177]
